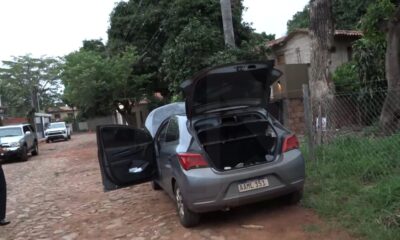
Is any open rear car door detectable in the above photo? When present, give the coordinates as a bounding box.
[96,125,156,191]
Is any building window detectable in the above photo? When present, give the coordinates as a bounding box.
[54,114,60,119]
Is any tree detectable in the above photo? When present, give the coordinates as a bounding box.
[0,55,62,118]
[220,0,236,47]
[287,0,376,32]
[309,0,335,144]
[360,0,400,133]
[380,3,400,133]
[287,5,310,33]
[62,47,152,125]
[106,0,262,99]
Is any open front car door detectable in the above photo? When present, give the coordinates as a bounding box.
[96,125,156,191]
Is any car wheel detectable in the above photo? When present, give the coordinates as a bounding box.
[68,134,71,140]
[174,184,200,228]
[46,139,50,143]
[286,189,303,205]
[151,180,162,190]
[31,142,39,156]
[20,145,28,161]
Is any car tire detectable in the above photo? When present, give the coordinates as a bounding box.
[20,145,28,161]
[68,134,71,140]
[174,184,200,228]
[46,139,50,143]
[31,142,39,156]
[286,189,303,205]
[151,180,162,190]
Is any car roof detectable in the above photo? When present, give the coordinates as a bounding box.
[0,124,28,129]
[145,102,186,137]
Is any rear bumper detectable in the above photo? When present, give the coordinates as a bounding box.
[177,150,305,213]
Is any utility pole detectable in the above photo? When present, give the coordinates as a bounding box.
[220,0,236,48]
[0,95,3,126]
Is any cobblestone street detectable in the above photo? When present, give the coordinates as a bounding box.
[0,133,352,240]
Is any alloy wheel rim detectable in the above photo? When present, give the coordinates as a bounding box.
[176,188,184,217]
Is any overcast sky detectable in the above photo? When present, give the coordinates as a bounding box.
[0,0,309,61]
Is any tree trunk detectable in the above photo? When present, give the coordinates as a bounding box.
[309,0,335,145]
[220,0,236,48]
[379,6,400,134]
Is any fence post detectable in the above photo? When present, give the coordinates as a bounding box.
[303,84,315,161]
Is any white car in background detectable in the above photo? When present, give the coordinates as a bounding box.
[45,122,72,143]
[0,124,39,161]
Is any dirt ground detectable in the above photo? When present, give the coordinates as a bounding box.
[0,133,353,240]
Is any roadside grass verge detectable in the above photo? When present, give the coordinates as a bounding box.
[302,134,400,240]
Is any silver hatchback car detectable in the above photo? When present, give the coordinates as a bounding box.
[96,61,305,227]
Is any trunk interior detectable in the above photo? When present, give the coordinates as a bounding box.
[194,113,277,171]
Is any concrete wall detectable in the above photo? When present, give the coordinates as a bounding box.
[272,33,354,72]
[86,116,116,131]
[50,111,79,122]
[275,33,311,65]
[331,40,352,71]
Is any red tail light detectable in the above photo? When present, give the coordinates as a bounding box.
[177,153,208,171]
[282,135,299,153]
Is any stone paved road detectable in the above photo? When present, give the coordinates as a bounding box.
[0,133,353,240]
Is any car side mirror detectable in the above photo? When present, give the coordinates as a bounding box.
[25,131,31,135]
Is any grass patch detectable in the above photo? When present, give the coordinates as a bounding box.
[302,134,400,240]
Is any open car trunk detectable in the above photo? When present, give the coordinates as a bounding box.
[194,113,277,171]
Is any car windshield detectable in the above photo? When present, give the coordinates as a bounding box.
[0,127,23,138]
[49,123,65,129]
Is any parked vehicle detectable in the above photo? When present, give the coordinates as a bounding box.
[0,124,39,161]
[96,61,305,227]
[45,122,71,143]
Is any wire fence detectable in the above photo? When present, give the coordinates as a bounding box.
[302,85,400,181]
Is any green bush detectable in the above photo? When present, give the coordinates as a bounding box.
[333,62,360,93]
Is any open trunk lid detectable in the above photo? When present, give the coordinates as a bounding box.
[181,61,282,120]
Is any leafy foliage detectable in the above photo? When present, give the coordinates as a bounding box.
[62,47,151,119]
[107,0,267,99]
[287,5,310,33]
[0,55,62,117]
[359,0,396,40]
[332,61,360,93]
[287,0,377,32]
[62,0,272,121]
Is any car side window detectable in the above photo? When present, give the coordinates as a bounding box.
[157,123,168,145]
[28,125,35,132]
[165,118,179,143]
[23,126,30,133]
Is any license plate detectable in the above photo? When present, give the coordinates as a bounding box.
[238,178,269,193]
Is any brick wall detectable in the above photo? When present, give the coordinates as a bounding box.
[287,98,305,135]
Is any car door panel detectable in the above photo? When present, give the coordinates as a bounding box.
[97,125,156,192]
[158,117,180,191]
